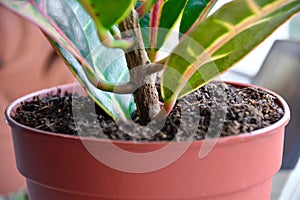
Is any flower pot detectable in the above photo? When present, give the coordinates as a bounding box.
[5,82,290,200]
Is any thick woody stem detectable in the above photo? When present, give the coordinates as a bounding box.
[119,9,160,125]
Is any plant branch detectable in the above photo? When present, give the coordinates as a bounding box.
[146,63,165,75]
[119,8,161,125]
[74,60,138,94]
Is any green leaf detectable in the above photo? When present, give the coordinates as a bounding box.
[78,0,136,30]
[138,1,151,50]
[52,39,134,120]
[161,0,300,110]
[1,0,135,120]
[179,0,217,34]
[156,0,187,49]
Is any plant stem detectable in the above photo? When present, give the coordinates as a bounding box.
[119,9,160,125]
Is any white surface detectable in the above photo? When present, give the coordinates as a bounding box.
[278,159,300,200]
[271,170,292,200]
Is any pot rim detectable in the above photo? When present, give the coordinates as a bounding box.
[4,81,290,147]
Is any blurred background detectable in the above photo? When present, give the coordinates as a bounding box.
[0,5,74,199]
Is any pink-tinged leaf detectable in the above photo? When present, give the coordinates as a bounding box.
[160,0,300,116]
[149,0,163,61]
[136,0,158,18]
[1,0,135,120]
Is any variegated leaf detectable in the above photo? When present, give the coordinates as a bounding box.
[180,0,217,34]
[161,0,300,113]
[78,0,136,30]
[1,0,135,120]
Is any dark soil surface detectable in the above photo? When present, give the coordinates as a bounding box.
[13,82,284,141]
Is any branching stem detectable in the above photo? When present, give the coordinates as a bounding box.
[119,8,161,125]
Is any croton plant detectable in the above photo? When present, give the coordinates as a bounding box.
[1,0,299,125]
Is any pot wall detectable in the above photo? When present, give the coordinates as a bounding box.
[5,82,290,200]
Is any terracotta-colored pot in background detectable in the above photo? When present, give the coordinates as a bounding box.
[0,6,73,195]
[5,82,290,200]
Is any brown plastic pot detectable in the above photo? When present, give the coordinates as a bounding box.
[5,82,290,200]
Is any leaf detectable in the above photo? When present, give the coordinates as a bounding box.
[156,0,187,49]
[78,0,136,30]
[52,39,135,120]
[1,0,135,120]
[161,0,300,112]
[147,0,164,61]
[179,0,217,34]
[138,1,151,50]
[136,0,158,17]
